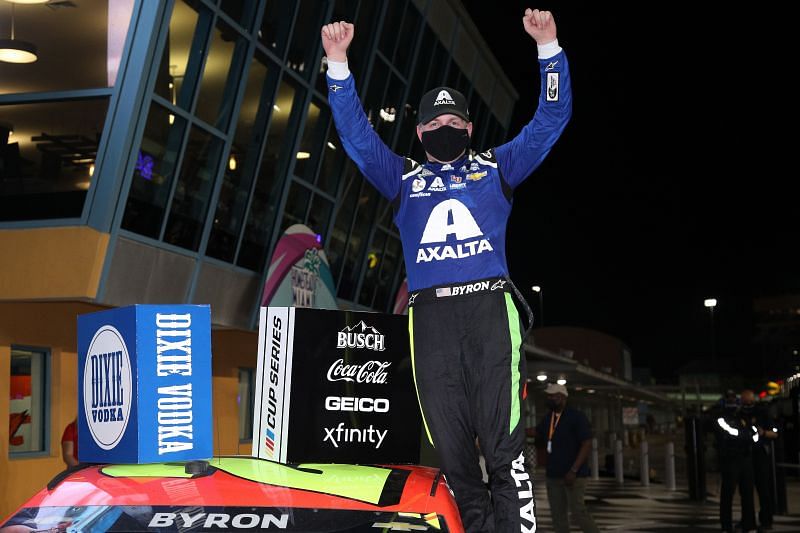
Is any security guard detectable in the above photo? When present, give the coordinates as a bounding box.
[741,389,778,530]
[715,396,758,533]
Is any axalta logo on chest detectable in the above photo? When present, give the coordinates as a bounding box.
[416,199,493,263]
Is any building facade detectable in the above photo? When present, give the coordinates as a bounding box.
[0,0,517,515]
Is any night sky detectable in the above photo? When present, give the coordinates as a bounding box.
[460,2,795,379]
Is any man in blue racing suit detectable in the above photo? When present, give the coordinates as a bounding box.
[322,8,571,532]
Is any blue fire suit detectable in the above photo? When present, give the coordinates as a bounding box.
[328,46,571,532]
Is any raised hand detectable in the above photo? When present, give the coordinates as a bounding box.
[321,21,354,63]
[522,9,557,45]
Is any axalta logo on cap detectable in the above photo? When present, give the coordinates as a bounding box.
[83,325,133,450]
[433,89,455,106]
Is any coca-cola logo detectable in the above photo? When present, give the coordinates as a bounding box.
[326,359,391,384]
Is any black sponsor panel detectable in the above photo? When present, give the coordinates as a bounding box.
[2,506,449,532]
[286,308,421,464]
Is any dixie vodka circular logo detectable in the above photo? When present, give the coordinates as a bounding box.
[83,325,132,450]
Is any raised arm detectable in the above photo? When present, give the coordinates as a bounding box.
[495,9,573,189]
[322,22,403,201]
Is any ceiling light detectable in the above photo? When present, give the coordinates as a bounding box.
[89,164,95,177]
[556,378,567,386]
[0,4,38,64]
[228,155,236,171]
[273,104,281,112]
[536,374,547,382]
[327,142,336,150]
[296,151,310,159]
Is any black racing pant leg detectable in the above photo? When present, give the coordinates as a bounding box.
[753,450,774,526]
[739,455,757,530]
[719,460,736,531]
[410,298,494,533]
[410,286,535,533]
[466,291,535,533]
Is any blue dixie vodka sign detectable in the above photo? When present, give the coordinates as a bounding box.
[78,305,212,463]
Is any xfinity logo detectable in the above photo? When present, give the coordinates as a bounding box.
[417,199,494,263]
[433,89,455,106]
[148,512,289,529]
[337,321,386,351]
[327,359,391,384]
[324,422,387,449]
[83,325,132,450]
[325,396,390,413]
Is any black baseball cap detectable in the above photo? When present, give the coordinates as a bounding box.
[417,86,470,125]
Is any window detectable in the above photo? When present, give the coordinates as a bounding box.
[0,1,134,95]
[9,347,49,456]
[237,77,300,271]
[153,0,212,112]
[206,55,276,263]
[258,0,296,58]
[238,368,255,442]
[293,99,330,184]
[163,126,225,251]
[0,98,110,221]
[194,19,249,131]
[286,0,327,80]
[121,103,189,238]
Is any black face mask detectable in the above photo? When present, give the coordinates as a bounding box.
[421,125,470,162]
[546,399,560,410]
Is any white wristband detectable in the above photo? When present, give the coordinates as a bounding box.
[326,59,350,80]
[537,39,561,59]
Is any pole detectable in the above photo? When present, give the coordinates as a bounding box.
[640,440,650,487]
[709,305,716,361]
[615,439,624,485]
[591,437,599,480]
[665,441,676,491]
[538,290,544,326]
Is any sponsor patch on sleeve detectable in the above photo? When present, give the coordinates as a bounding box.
[546,72,559,102]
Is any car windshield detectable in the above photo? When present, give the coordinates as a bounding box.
[1,505,448,532]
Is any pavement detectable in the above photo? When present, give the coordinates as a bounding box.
[531,471,800,532]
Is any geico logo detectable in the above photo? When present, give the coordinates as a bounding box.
[325,396,390,412]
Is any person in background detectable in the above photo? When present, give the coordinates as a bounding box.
[715,394,757,533]
[535,383,598,533]
[61,418,78,468]
[741,389,778,530]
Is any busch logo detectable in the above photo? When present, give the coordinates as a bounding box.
[83,325,132,450]
[337,320,386,351]
[327,359,391,384]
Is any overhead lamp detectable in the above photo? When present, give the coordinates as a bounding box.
[556,377,567,386]
[296,151,311,159]
[0,4,38,64]
[536,373,547,382]
[704,298,717,308]
[327,142,336,150]
[228,155,237,171]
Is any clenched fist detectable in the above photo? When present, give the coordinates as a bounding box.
[321,21,354,63]
[522,9,557,45]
